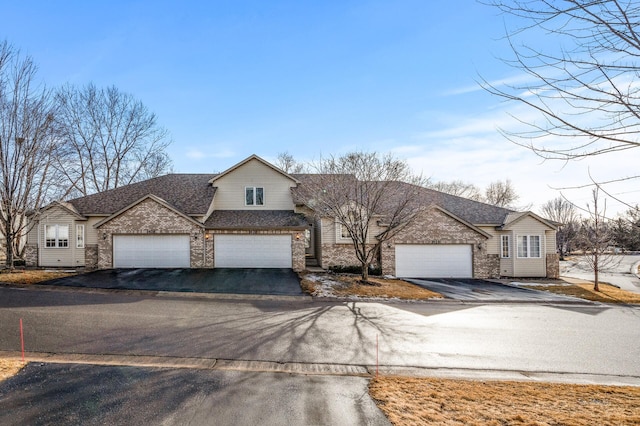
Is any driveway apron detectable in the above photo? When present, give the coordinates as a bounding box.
[408,278,585,302]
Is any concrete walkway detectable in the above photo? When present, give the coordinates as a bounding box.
[560,256,640,294]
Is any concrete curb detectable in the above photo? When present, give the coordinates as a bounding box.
[1,281,599,305]
[632,260,640,279]
[2,350,638,386]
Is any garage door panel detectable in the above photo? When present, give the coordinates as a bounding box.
[215,235,292,268]
[395,244,472,278]
[113,235,190,268]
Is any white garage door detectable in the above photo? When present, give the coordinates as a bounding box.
[113,235,190,268]
[395,244,472,278]
[215,234,292,268]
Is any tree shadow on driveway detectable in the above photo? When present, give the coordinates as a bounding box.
[0,363,389,425]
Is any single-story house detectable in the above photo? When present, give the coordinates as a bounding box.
[25,154,559,278]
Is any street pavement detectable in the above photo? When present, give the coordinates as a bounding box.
[561,255,640,294]
[1,287,638,382]
[1,286,639,424]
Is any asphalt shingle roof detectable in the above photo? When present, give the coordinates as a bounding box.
[204,210,310,229]
[290,176,512,225]
[65,172,513,226]
[68,174,217,216]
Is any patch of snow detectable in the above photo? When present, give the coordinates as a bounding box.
[509,281,570,287]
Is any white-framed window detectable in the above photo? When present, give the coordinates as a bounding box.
[339,224,351,240]
[517,235,541,258]
[76,224,85,248]
[245,187,264,206]
[501,235,510,258]
[44,224,69,248]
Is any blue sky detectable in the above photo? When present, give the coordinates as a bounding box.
[4,1,635,214]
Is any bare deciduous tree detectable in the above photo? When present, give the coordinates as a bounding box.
[540,197,580,259]
[483,0,640,208]
[576,188,618,291]
[427,180,483,201]
[299,151,426,282]
[0,41,59,267]
[484,179,519,208]
[274,151,305,174]
[54,83,172,198]
[612,206,640,251]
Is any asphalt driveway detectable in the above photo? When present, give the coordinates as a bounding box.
[0,363,389,426]
[407,278,584,302]
[42,268,304,296]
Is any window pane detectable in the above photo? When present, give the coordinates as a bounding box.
[501,235,509,258]
[58,225,69,247]
[255,187,264,205]
[77,225,84,248]
[517,236,528,257]
[530,236,541,257]
[245,187,254,205]
[58,225,69,239]
[45,225,56,239]
[45,225,56,247]
[341,225,350,239]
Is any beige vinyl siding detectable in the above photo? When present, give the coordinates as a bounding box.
[545,230,557,255]
[510,216,547,277]
[499,231,515,277]
[477,226,516,277]
[320,217,377,245]
[479,226,500,254]
[85,217,104,245]
[212,159,296,210]
[26,220,38,244]
[38,206,85,267]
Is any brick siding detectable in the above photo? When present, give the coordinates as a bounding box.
[380,208,498,278]
[96,198,205,269]
[546,253,560,279]
[24,244,38,267]
[85,244,98,269]
[319,243,375,269]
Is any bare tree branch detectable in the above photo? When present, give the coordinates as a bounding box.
[0,40,60,266]
[297,152,427,282]
[54,83,172,198]
[482,0,640,206]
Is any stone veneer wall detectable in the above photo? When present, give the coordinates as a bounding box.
[211,229,306,272]
[380,208,498,278]
[477,253,500,279]
[546,253,560,279]
[85,244,98,269]
[97,198,205,269]
[24,244,38,267]
[319,244,376,269]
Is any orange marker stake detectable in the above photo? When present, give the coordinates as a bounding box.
[20,318,25,361]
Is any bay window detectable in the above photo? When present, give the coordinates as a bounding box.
[517,235,541,258]
[45,224,69,248]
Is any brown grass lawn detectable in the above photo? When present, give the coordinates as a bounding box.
[523,279,640,304]
[0,359,25,382]
[301,273,442,300]
[370,376,640,426]
[0,269,76,285]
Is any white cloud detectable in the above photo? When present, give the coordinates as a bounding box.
[388,102,637,216]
